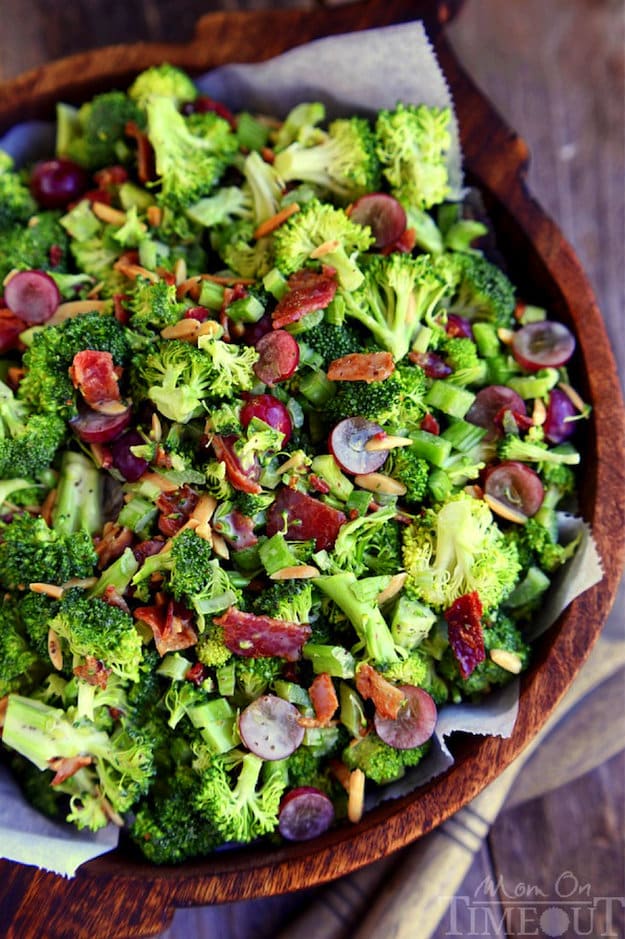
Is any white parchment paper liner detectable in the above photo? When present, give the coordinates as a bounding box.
[0,21,602,876]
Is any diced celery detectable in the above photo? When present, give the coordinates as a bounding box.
[426,380,476,419]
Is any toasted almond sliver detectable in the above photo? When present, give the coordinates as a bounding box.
[377,572,408,605]
[253,202,300,240]
[30,582,64,600]
[89,399,128,416]
[490,648,523,674]
[347,768,366,824]
[150,412,162,443]
[270,565,321,581]
[194,522,213,543]
[532,397,547,426]
[197,320,222,339]
[191,494,218,526]
[147,205,163,228]
[174,257,188,286]
[46,299,109,325]
[140,472,180,493]
[483,493,528,524]
[211,532,230,560]
[497,327,515,345]
[364,435,413,452]
[63,577,98,590]
[91,201,128,226]
[558,381,587,414]
[2,268,19,287]
[354,473,407,496]
[47,628,63,670]
[161,318,200,341]
[309,239,340,259]
[113,259,159,283]
[0,695,9,731]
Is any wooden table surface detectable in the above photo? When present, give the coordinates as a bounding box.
[1,1,623,937]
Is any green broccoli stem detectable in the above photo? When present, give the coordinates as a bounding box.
[313,572,399,664]
[90,547,140,599]
[51,451,102,536]
[302,643,356,678]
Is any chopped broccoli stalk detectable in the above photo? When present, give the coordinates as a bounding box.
[314,571,400,664]
[310,455,354,501]
[504,565,551,609]
[425,379,475,419]
[507,369,560,400]
[302,643,356,678]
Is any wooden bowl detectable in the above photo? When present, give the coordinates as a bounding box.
[1,3,623,936]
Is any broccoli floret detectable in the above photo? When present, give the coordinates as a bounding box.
[0,598,43,697]
[328,361,429,432]
[186,185,253,228]
[382,649,448,706]
[0,211,70,281]
[0,380,66,479]
[402,491,521,612]
[0,153,37,229]
[196,626,233,669]
[342,731,429,785]
[131,338,214,423]
[252,579,315,625]
[440,334,487,386]
[242,150,284,225]
[331,504,402,577]
[212,218,274,279]
[375,102,451,210]
[300,319,364,369]
[386,446,430,504]
[19,311,130,418]
[63,91,143,169]
[438,252,516,329]
[274,116,381,205]
[195,750,287,844]
[18,591,60,659]
[51,587,143,682]
[196,334,259,400]
[497,435,581,468]
[69,234,126,296]
[0,510,97,592]
[235,656,284,700]
[128,276,186,334]
[272,101,327,151]
[342,253,449,361]
[128,63,198,109]
[283,744,338,795]
[146,96,238,209]
[440,612,530,698]
[273,199,373,291]
[3,693,154,828]
[507,517,575,574]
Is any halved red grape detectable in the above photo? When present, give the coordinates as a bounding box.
[349,193,407,249]
[374,685,437,749]
[511,321,575,371]
[329,417,387,475]
[69,405,132,445]
[254,329,300,384]
[238,694,305,761]
[240,393,292,443]
[483,460,544,519]
[109,429,150,482]
[466,385,527,440]
[278,787,335,842]
[543,388,577,444]
[4,270,60,324]
[30,158,89,209]
[242,312,273,346]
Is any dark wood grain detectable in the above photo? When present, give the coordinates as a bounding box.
[0,2,623,937]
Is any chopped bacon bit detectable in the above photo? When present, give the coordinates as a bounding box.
[134,599,198,656]
[253,202,300,240]
[308,473,331,495]
[494,406,534,435]
[0,308,28,355]
[355,663,406,720]
[189,95,237,129]
[94,165,129,189]
[94,522,134,568]
[0,695,8,731]
[186,662,209,686]
[48,243,64,267]
[157,484,200,537]
[73,656,111,688]
[328,758,352,792]
[7,365,25,390]
[69,350,123,411]
[260,146,275,164]
[125,121,156,183]
[271,268,337,329]
[214,607,311,662]
[327,351,395,383]
[101,585,131,615]
[420,412,440,435]
[49,755,93,786]
[113,293,130,325]
[444,591,485,678]
[305,673,339,727]
[85,188,111,205]
[132,538,166,565]
[147,205,163,228]
[514,299,527,321]
[266,486,346,552]
[212,434,262,495]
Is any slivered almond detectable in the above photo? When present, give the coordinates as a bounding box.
[150,412,162,442]
[364,435,413,452]
[89,399,129,416]
[191,494,218,526]
[2,268,18,287]
[197,320,222,339]
[483,493,528,524]
[40,487,57,527]
[194,522,213,543]
[253,202,300,240]
[277,452,310,475]
[30,583,64,600]
[211,532,230,560]
[497,327,515,345]
[140,472,180,493]
[174,257,187,286]
[354,473,407,496]
[101,798,125,827]
[377,572,408,605]
[63,577,98,590]
[48,628,63,670]
[270,565,321,580]
[347,768,365,824]
[558,381,587,414]
[147,205,163,228]
[309,239,340,259]
[161,318,201,341]
[113,258,159,282]
[532,397,547,425]
[46,299,109,325]
[91,202,128,226]
[490,648,523,674]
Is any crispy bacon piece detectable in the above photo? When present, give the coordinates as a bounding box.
[327,351,395,383]
[185,662,210,686]
[132,538,165,565]
[134,600,198,656]
[49,755,93,786]
[266,486,346,552]
[125,121,156,183]
[101,585,131,616]
[299,673,339,728]
[355,663,406,720]
[73,656,111,688]
[156,484,199,536]
[444,591,485,678]
[214,607,311,662]
[212,434,262,495]
[69,350,123,411]
[94,522,134,568]
[271,269,337,329]
[420,412,440,435]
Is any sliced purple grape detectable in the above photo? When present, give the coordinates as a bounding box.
[30,158,90,210]
[543,388,577,444]
[349,193,407,249]
[511,321,575,371]
[374,685,437,749]
[69,404,132,444]
[484,460,545,519]
[445,313,474,339]
[254,329,300,384]
[240,393,292,443]
[466,385,527,440]
[109,429,150,482]
[278,786,335,842]
[329,417,387,476]
[4,270,60,324]
[238,694,305,761]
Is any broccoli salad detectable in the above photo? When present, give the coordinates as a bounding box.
[0,63,589,862]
